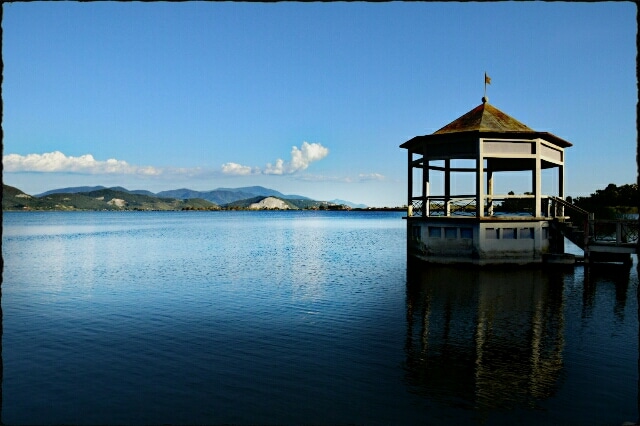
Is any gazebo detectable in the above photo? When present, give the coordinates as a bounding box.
[400,97,572,265]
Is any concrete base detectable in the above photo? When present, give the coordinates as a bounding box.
[407,217,553,266]
[410,252,541,267]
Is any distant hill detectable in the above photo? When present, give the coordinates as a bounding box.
[155,188,211,199]
[3,184,50,210]
[330,199,368,209]
[107,186,157,197]
[10,184,367,210]
[37,185,156,197]
[216,186,311,200]
[157,186,312,205]
[156,188,259,205]
[36,185,108,196]
[224,196,347,210]
[225,196,299,210]
[4,185,219,211]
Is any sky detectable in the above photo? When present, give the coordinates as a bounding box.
[2,2,637,207]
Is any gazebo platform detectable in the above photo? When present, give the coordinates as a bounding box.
[400,97,572,266]
[405,215,557,266]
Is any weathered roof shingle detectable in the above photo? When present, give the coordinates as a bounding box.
[434,102,534,134]
[400,100,572,150]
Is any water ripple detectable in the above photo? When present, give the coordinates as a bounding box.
[2,211,638,425]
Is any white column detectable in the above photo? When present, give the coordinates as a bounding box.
[534,140,542,217]
[558,164,565,217]
[424,162,430,216]
[476,158,484,218]
[444,159,451,216]
[476,140,485,218]
[487,167,494,216]
[422,144,428,217]
[407,151,413,210]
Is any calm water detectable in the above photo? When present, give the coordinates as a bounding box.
[2,211,638,425]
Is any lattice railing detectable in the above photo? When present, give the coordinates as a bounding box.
[408,195,619,220]
[450,198,477,215]
[623,221,640,243]
[591,220,639,245]
[411,199,424,217]
[410,197,477,217]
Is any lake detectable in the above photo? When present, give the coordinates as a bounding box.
[2,211,638,425]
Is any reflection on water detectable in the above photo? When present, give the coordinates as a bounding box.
[404,260,639,424]
[405,264,566,412]
[2,212,637,424]
[635,259,640,426]
[584,264,632,323]
[1,266,3,424]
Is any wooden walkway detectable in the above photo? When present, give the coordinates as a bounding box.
[549,197,637,264]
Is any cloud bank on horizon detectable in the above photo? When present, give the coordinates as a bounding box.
[2,141,352,181]
[3,151,163,176]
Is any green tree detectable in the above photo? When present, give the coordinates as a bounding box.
[572,183,638,217]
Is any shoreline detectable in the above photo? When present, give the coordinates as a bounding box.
[3,207,407,213]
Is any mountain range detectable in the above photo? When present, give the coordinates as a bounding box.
[4,184,368,211]
[35,185,367,208]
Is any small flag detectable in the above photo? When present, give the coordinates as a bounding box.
[485,73,491,85]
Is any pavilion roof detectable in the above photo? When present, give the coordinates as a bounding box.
[434,102,534,134]
[400,100,573,150]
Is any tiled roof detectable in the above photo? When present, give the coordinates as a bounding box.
[399,100,573,150]
[434,101,534,134]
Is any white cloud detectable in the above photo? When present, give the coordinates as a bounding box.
[3,151,163,176]
[221,162,254,175]
[294,172,385,183]
[223,141,329,176]
[358,173,385,181]
[288,141,329,173]
[7,143,331,180]
[264,158,286,175]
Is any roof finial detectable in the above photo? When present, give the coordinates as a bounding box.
[483,72,491,103]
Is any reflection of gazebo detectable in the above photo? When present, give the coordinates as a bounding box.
[404,265,565,411]
[400,97,573,265]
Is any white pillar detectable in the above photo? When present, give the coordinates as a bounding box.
[422,144,429,217]
[476,141,485,218]
[487,167,494,216]
[424,162,430,216]
[444,159,451,216]
[476,157,484,218]
[407,151,413,210]
[534,140,542,217]
[558,164,565,217]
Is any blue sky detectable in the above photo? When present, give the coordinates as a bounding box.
[3,2,637,207]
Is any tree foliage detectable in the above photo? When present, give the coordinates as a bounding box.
[496,191,534,213]
[571,183,639,217]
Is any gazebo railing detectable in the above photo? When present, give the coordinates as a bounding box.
[590,219,639,245]
[410,198,424,217]
[409,195,562,218]
[410,196,477,217]
[428,197,477,216]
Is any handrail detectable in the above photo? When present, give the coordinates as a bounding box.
[548,196,590,216]
[410,195,594,219]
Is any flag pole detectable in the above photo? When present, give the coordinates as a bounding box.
[483,72,491,103]
[484,72,487,98]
